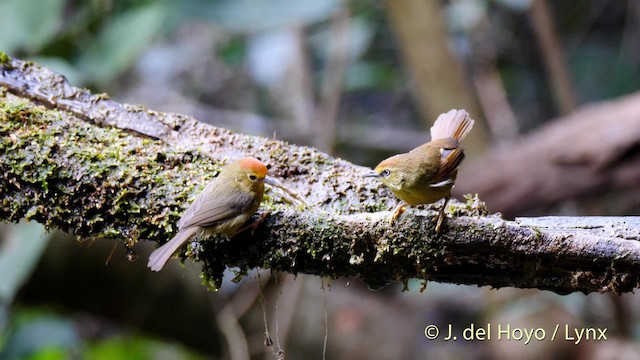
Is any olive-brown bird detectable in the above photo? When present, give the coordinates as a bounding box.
[148,157,273,271]
[366,109,474,232]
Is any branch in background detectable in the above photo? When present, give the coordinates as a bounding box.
[463,13,520,143]
[472,69,519,143]
[288,25,316,135]
[2,56,640,295]
[383,0,488,158]
[530,0,577,114]
[456,92,640,216]
[314,8,351,154]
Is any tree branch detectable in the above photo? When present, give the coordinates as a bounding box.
[455,93,640,216]
[2,56,639,294]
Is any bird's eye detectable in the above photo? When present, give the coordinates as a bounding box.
[380,169,391,177]
[248,174,258,181]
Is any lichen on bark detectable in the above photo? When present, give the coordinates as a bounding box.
[1,93,197,242]
[2,57,640,294]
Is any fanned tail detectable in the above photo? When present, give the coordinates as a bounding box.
[148,226,200,271]
[430,109,475,142]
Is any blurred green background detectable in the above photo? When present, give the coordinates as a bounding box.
[1,0,640,359]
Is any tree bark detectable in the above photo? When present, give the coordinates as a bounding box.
[1,56,640,295]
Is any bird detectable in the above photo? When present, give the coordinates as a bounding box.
[148,157,273,271]
[366,109,474,232]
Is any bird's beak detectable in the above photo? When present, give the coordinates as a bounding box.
[364,171,379,178]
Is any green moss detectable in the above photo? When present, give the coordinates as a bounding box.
[531,226,542,239]
[463,193,489,216]
[0,52,10,66]
[7,80,591,293]
[0,95,214,248]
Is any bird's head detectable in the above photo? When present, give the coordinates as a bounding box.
[230,157,274,192]
[365,155,407,192]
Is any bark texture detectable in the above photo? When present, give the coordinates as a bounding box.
[2,56,640,294]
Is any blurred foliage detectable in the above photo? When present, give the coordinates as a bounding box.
[179,0,342,33]
[0,308,203,360]
[0,223,49,306]
[0,0,637,129]
[75,2,167,85]
[0,222,51,353]
[571,43,640,101]
[0,0,168,86]
[487,1,640,129]
[1,1,640,358]
[1,310,79,360]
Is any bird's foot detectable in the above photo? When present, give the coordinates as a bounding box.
[237,211,271,236]
[389,203,407,225]
[434,210,445,234]
[434,197,451,234]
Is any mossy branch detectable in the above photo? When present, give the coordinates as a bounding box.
[2,56,640,295]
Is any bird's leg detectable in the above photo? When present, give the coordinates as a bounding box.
[389,202,408,225]
[434,197,450,234]
[236,211,271,236]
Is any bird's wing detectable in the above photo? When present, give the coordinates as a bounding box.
[430,179,454,188]
[417,138,464,182]
[177,188,255,229]
[436,147,465,181]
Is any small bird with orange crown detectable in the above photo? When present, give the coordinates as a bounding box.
[366,109,474,233]
[148,157,274,271]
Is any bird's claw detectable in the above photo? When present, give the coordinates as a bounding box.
[434,197,450,234]
[251,211,270,236]
[389,203,407,225]
[236,211,271,236]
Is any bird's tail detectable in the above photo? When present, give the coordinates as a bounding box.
[148,226,199,271]
[430,109,475,142]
